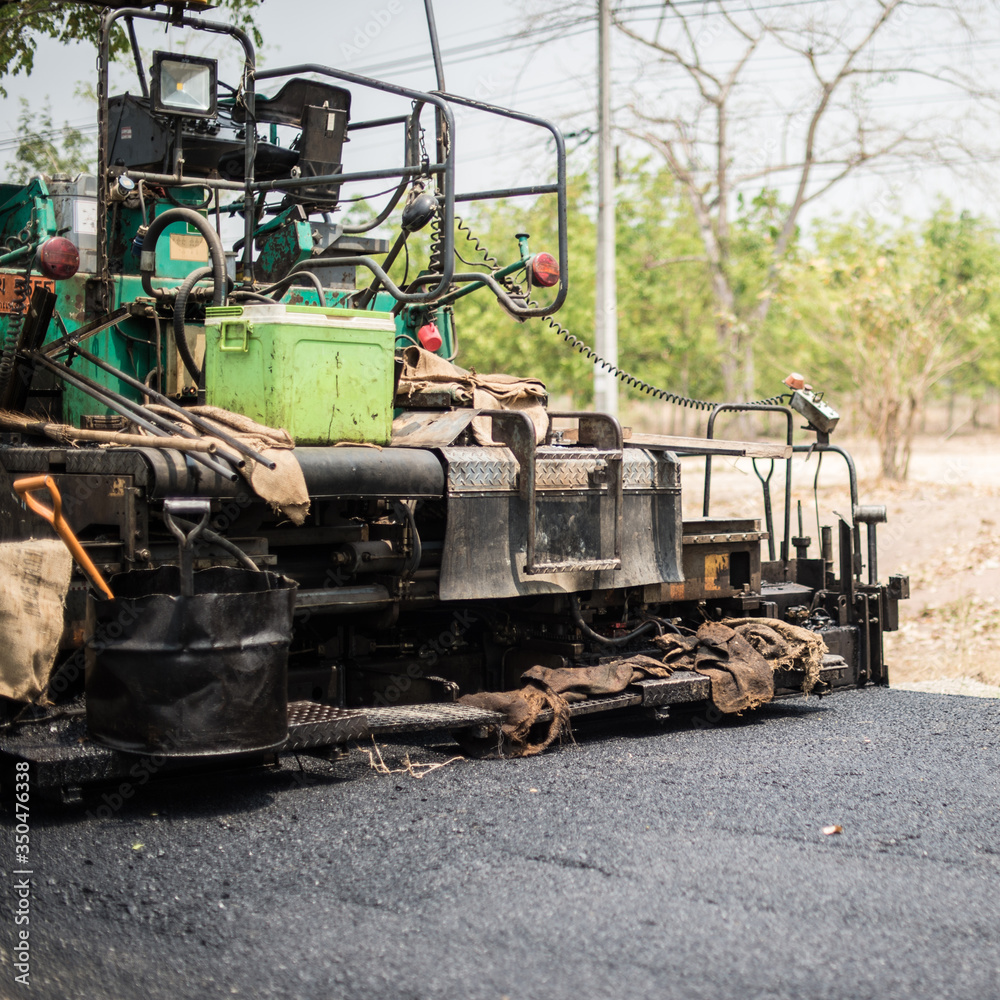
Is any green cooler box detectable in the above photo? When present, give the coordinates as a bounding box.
[204,304,396,445]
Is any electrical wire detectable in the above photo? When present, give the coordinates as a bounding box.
[537,303,787,411]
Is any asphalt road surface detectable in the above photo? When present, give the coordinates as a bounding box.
[3,687,1000,1000]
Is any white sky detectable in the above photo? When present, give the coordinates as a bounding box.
[1,0,998,227]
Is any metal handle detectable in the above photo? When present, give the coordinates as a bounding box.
[13,475,115,600]
[163,498,212,598]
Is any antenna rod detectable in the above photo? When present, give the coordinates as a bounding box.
[423,0,447,91]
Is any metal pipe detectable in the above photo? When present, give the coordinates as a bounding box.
[436,89,568,318]
[256,164,443,191]
[348,114,411,131]
[32,354,239,481]
[455,184,559,202]
[792,442,862,582]
[253,63,456,302]
[0,246,32,268]
[68,345,277,471]
[124,16,148,98]
[704,404,793,571]
[423,0,447,92]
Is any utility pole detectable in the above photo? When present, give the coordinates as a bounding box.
[594,0,618,417]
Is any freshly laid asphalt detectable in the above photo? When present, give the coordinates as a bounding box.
[2,687,1000,1000]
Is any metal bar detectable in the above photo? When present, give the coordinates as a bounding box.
[423,0,447,91]
[792,442,861,581]
[348,114,411,131]
[68,345,277,471]
[454,184,559,203]
[254,164,443,192]
[32,354,239,481]
[838,517,854,611]
[867,525,878,585]
[41,306,130,357]
[253,63,455,302]
[438,90,568,320]
[704,404,793,574]
[0,245,32,267]
[120,169,248,193]
[403,270,557,318]
[124,16,149,99]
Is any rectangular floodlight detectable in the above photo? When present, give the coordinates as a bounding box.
[151,51,217,118]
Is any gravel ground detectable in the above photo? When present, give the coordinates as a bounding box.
[3,686,999,1000]
[688,432,1000,686]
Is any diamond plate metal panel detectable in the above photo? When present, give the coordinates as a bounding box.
[366,702,504,734]
[286,702,369,748]
[442,447,519,491]
[631,671,711,706]
[443,445,668,492]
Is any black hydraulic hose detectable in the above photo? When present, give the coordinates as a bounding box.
[172,266,213,383]
[161,514,259,573]
[261,267,326,302]
[568,594,658,648]
[230,290,280,304]
[140,208,226,306]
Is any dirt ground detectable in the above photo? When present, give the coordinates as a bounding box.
[676,432,1000,688]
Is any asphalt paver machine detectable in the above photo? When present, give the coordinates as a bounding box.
[0,1,908,801]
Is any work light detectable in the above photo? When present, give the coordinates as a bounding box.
[150,51,218,118]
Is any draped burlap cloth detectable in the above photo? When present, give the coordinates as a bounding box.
[397,346,548,445]
[460,655,672,757]
[653,623,774,714]
[722,618,827,695]
[460,620,827,755]
[0,540,72,703]
[148,405,310,524]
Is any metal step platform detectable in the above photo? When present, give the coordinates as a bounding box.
[1,657,854,798]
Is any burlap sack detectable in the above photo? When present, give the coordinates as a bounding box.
[398,346,549,445]
[0,539,73,703]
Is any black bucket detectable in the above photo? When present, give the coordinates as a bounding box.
[85,566,298,756]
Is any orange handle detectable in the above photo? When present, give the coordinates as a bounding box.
[13,475,115,600]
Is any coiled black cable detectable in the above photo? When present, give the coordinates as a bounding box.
[540,308,787,412]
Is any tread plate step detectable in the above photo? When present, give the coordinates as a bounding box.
[365,703,504,735]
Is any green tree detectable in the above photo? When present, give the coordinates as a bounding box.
[449,162,721,409]
[0,0,264,97]
[806,210,998,479]
[5,97,92,182]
